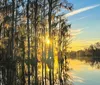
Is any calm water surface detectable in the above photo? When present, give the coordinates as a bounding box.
[68,58,100,85]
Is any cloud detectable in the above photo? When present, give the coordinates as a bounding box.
[79,16,88,20]
[69,28,83,36]
[70,29,83,33]
[63,4,100,18]
[68,16,89,23]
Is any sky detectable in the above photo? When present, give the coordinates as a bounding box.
[63,0,100,51]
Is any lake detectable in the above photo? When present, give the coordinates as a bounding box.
[68,57,100,85]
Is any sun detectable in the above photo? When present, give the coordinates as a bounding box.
[46,36,50,44]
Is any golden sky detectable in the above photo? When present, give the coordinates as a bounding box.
[68,40,100,51]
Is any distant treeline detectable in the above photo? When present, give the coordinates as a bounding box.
[69,42,100,57]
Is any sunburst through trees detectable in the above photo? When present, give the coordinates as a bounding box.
[0,0,73,85]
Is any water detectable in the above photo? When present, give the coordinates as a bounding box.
[68,57,100,85]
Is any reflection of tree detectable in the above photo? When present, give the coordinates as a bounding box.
[75,42,100,69]
[75,57,100,70]
[86,57,100,69]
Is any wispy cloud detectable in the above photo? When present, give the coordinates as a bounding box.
[79,16,88,20]
[63,4,100,18]
[69,28,83,37]
[70,29,83,33]
[68,16,89,23]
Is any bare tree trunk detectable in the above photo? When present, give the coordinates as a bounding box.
[11,0,15,84]
[22,39,25,85]
[42,41,44,85]
[27,0,30,84]
[34,0,38,85]
[12,0,15,59]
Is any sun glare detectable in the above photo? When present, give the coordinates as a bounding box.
[46,36,50,44]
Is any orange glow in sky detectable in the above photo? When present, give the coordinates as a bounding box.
[68,40,100,51]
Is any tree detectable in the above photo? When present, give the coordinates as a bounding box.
[0,0,73,85]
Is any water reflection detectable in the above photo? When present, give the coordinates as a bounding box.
[77,57,100,69]
[0,59,73,85]
[68,57,100,85]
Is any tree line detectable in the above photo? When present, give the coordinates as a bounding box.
[69,42,100,57]
[0,0,73,85]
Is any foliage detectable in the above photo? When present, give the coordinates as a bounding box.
[0,0,73,85]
